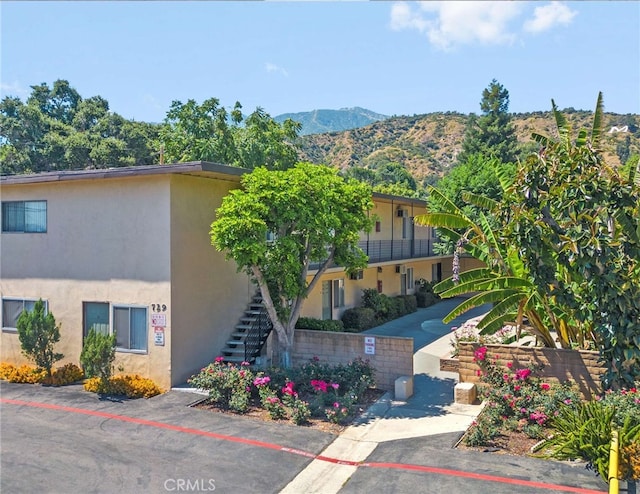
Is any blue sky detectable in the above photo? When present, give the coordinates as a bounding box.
[2,1,638,123]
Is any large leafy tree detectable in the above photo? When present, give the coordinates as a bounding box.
[160,99,301,170]
[504,94,640,388]
[0,80,160,174]
[342,162,420,198]
[457,79,520,165]
[210,163,373,366]
[417,94,640,389]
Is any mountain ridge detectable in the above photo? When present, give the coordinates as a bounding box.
[290,109,639,186]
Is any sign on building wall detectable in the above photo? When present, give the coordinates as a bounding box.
[154,327,165,346]
[151,313,166,327]
[364,336,376,355]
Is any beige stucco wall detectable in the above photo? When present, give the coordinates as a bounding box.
[169,174,251,386]
[0,175,173,388]
[364,197,433,243]
[301,258,450,320]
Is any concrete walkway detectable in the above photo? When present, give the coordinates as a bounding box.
[281,298,491,493]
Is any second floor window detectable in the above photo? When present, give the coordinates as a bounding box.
[2,201,47,233]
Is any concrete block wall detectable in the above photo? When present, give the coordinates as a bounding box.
[458,343,605,399]
[292,330,413,391]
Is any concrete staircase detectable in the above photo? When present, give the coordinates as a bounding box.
[220,292,272,364]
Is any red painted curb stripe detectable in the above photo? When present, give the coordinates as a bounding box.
[1,398,606,493]
[362,462,606,494]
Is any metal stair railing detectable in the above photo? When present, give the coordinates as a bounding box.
[243,306,273,363]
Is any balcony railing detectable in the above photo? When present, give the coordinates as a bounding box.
[309,239,435,270]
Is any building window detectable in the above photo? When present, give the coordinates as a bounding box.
[333,279,345,308]
[1,201,47,233]
[83,302,110,337]
[375,220,381,233]
[349,270,364,280]
[113,306,147,351]
[2,298,47,331]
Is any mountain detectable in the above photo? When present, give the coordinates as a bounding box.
[275,107,389,136]
[295,110,639,186]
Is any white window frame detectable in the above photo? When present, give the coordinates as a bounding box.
[1,200,47,233]
[2,298,48,332]
[406,267,414,291]
[112,304,148,353]
[332,279,345,308]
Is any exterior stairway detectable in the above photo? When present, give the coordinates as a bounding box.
[220,292,273,364]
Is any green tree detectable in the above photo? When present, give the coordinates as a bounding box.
[503,94,640,388]
[458,79,519,165]
[234,107,301,170]
[418,94,640,389]
[160,99,301,170]
[16,299,63,377]
[0,80,160,174]
[210,163,373,366]
[429,154,515,254]
[160,98,240,165]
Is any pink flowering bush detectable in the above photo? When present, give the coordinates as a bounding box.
[464,347,581,446]
[190,356,376,426]
[188,359,254,413]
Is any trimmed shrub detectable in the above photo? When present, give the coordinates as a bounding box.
[80,329,116,389]
[0,362,84,386]
[341,307,376,332]
[416,291,437,308]
[16,299,63,377]
[296,317,344,332]
[362,288,386,314]
[402,295,418,313]
[392,296,407,317]
[84,374,163,398]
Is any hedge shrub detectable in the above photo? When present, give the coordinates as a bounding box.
[296,317,345,332]
[341,307,377,332]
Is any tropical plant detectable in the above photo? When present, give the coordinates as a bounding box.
[502,93,640,387]
[539,399,640,481]
[417,95,640,388]
[16,299,63,377]
[415,185,560,348]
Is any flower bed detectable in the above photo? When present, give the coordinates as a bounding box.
[0,362,84,386]
[458,346,640,483]
[188,356,378,429]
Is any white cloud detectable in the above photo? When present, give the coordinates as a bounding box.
[265,62,289,77]
[523,2,577,34]
[0,81,30,99]
[390,1,523,50]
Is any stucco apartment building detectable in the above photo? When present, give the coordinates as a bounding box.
[0,161,460,389]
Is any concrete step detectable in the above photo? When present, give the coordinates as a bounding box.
[226,340,245,347]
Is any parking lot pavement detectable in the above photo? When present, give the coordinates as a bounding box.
[340,433,609,494]
[0,381,336,494]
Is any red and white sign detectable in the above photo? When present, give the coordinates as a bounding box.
[151,313,166,327]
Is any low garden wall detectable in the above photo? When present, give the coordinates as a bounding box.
[456,342,606,399]
[292,329,413,391]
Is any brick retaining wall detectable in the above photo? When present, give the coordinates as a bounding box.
[292,330,413,391]
[457,343,605,399]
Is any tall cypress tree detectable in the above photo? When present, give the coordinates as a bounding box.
[458,79,519,165]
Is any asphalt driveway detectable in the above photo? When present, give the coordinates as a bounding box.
[0,381,335,494]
